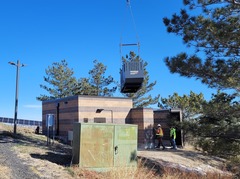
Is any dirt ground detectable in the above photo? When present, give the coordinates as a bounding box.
[0,124,233,178]
[138,146,230,176]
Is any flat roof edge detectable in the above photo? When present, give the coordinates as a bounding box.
[42,95,131,104]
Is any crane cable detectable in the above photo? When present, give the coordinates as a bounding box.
[120,0,140,59]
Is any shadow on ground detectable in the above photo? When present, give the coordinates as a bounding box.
[30,152,72,166]
[0,131,45,145]
[0,130,72,166]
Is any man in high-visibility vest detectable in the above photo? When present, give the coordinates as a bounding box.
[170,126,177,149]
[155,124,165,150]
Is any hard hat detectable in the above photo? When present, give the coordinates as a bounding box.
[157,124,161,127]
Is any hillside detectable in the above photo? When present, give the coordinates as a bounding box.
[0,124,233,179]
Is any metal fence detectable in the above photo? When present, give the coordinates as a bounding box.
[0,117,42,126]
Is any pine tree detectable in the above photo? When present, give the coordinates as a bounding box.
[86,60,117,96]
[163,0,240,93]
[162,1,240,159]
[122,52,160,108]
[159,91,205,120]
[75,77,94,95]
[196,91,240,157]
[37,59,77,101]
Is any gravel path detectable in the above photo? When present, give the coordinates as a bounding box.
[0,134,41,179]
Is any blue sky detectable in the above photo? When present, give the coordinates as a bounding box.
[0,0,217,121]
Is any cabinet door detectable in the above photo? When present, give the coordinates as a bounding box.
[114,125,138,167]
[80,125,114,168]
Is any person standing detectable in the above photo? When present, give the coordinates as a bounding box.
[152,125,157,148]
[35,126,40,134]
[170,126,177,149]
[155,124,165,150]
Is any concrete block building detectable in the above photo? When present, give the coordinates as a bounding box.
[42,95,183,147]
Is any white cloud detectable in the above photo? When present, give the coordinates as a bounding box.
[23,105,42,109]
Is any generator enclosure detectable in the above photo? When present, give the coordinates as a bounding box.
[121,61,144,93]
[72,123,138,171]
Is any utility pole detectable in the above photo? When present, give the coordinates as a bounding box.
[8,60,26,134]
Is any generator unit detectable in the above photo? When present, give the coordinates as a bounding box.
[120,61,144,93]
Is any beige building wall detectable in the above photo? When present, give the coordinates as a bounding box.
[42,95,182,147]
[42,96,79,138]
[78,96,133,124]
[42,95,133,142]
[128,108,154,147]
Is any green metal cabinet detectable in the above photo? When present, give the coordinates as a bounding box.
[72,123,138,171]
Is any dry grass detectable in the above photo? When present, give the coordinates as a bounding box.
[0,165,11,179]
[70,162,160,179]
[160,167,233,179]
[68,160,233,179]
